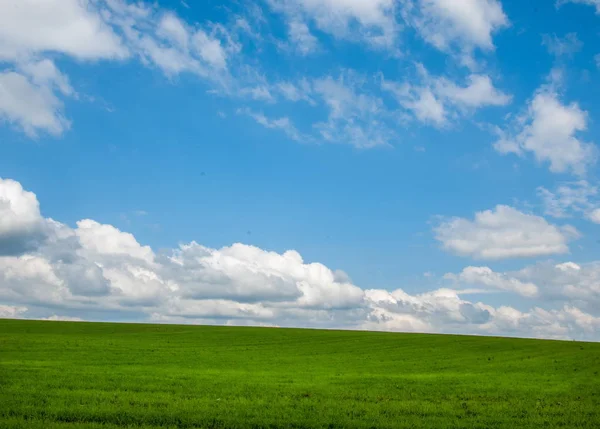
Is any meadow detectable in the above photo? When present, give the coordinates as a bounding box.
[0,319,599,428]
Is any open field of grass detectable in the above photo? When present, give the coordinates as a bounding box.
[0,319,599,428]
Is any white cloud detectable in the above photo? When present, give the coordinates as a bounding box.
[18,59,75,97]
[239,86,275,102]
[0,184,366,313]
[0,178,49,256]
[0,177,599,340]
[542,33,582,57]
[409,87,446,124]
[237,72,398,148]
[0,254,67,305]
[382,67,511,127]
[157,12,190,51]
[0,304,27,319]
[0,63,73,137]
[435,205,579,260]
[314,75,380,119]
[447,261,600,316]
[193,28,231,71]
[435,74,512,107]
[516,261,600,310]
[445,266,539,297]
[271,0,509,60]
[0,0,514,146]
[480,305,600,340]
[276,80,314,104]
[75,219,155,264]
[363,287,491,331]
[409,0,509,54]
[537,181,600,221]
[42,315,83,322]
[588,208,600,224]
[109,4,239,81]
[0,0,248,138]
[287,19,319,55]
[238,108,304,141]
[268,0,399,49]
[494,85,597,175]
[0,0,128,61]
[312,73,394,148]
[556,0,600,14]
[384,82,446,126]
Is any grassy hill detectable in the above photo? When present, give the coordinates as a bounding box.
[0,319,599,428]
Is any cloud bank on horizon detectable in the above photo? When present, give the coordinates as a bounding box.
[0,0,600,341]
[1,177,599,339]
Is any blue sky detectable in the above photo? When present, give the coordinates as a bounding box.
[1,0,600,339]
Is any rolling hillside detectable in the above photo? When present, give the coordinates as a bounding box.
[1,319,599,428]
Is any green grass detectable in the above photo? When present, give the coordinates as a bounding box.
[0,320,599,428]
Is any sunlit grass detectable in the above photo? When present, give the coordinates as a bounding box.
[1,319,599,428]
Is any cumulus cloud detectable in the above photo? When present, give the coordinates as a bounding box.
[404,0,508,63]
[0,61,74,137]
[75,219,155,264]
[435,74,512,107]
[382,66,511,127]
[0,0,128,61]
[434,205,579,260]
[0,0,238,78]
[0,178,49,255]
[494,81,597,175]
[0,0,123,137]
[515,261,600,312]
[363,288,493,332]
[384,81,446,126]
[268,0,399,50]
[269,0,510,58]
[446,261,600,316]
[0,178,367,317]
[445,266,539,297]
[480,305,600,341]
[0,177,599,341]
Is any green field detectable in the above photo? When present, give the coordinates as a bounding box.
[0,320,599,428]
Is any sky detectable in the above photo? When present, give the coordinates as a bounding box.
[0,0,600,340]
